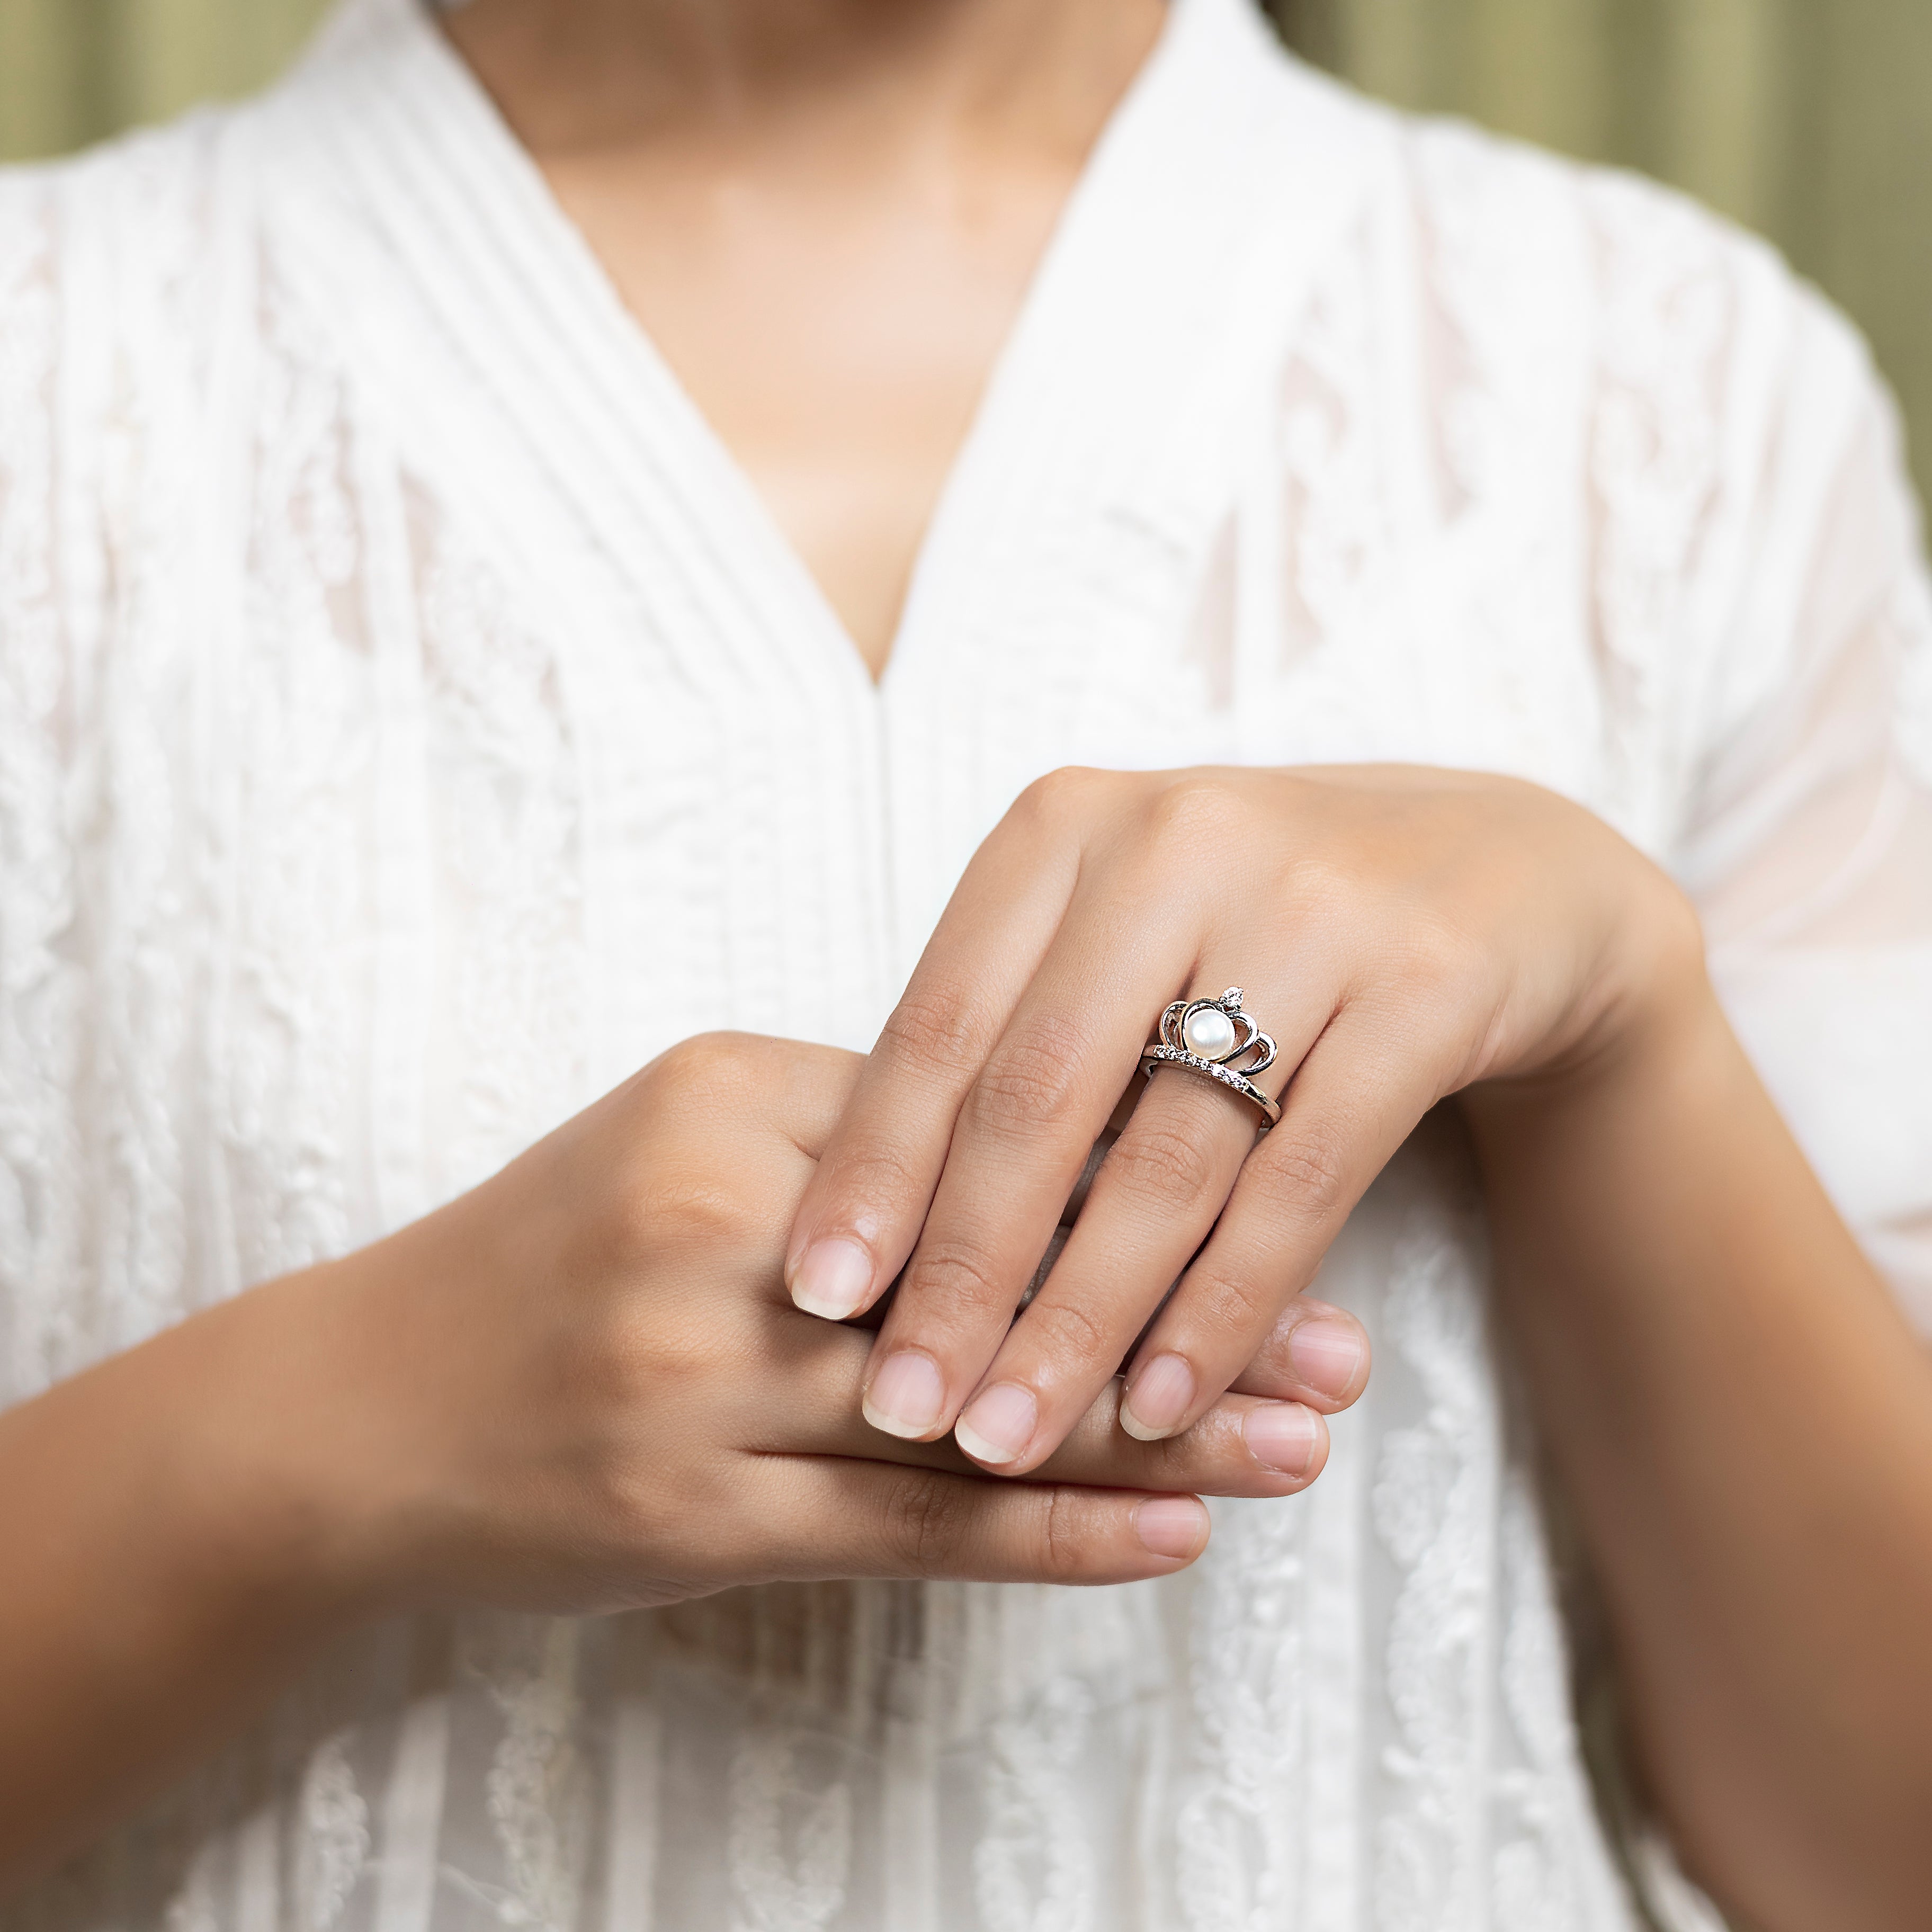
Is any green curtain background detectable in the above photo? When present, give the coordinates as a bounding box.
[2,0,1929,501]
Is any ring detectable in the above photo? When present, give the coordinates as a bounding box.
[1140,987,1282,1131]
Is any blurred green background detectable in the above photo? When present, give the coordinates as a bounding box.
[2,0,1928,500]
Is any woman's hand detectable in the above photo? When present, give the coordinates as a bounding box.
[267,1033,1358,1615]
[6,1030,1355,1886]
[785,764,1702,1471]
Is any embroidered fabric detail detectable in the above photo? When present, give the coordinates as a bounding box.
[1581,173,1735,815]
[1372,1208,1497,1932]
[296,1732,372,1932]
[221,253,366,1290]
[0,177,80,1403]
[974,1677,1098,1932]
[473,1619,592,1931]
[418,516,588,1195]
[1277,221,1398,674]
[726,1733,854,1932]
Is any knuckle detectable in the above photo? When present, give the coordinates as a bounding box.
[878,982,989,1087]
[1035,1486,1086,1582]
[1398,912,1488,999]
[820,1138,923,1215]
[1281,851,1356,919]
[884,1469,971,1574]
[650,1028,751,1093]
[1108,1117,1222,1212]
[1251,1123,1352,1227]
[1013,764,1102,831]
[1020,1294,1113,1374]
[641,1033,707,1095]
[967,1017,1090,1141]
[1138,1420,1216,1491]
[622,1160,763,1259]
[1146,775,1245,853]
[1245,1314,1305,1394]
[605,1303,720,1401]
[1180,1260,1276,1340]
[904,1237,1015,1321]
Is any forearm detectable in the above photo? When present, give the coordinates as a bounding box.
[0,1269,377,1891]
[1465,979,1932,1932]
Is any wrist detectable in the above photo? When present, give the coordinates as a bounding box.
[131,1268,401,1638]
[0,1268,394,1883]
[1455,923,1750,1355]
[1466,870,1721,1141]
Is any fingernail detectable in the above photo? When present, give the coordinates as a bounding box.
[955,1384,1038,1466]
[1289,1318,1366,1399]
[790,1238,874,1321]
[1242,1402,1321,1476]
[863,1352,947,1439]
[1121,1353,1196,1442]
[1135,1495,1211,1560]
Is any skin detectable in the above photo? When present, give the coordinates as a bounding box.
[5,3,1929,1926]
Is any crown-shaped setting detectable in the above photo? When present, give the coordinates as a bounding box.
[1158,987,1278,1078]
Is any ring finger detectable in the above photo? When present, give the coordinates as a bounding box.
[946,976,1337,1473]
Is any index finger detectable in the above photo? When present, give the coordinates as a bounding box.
[783,779,1087,1321]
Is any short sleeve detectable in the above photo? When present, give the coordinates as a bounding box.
[1677,291,1932,1335]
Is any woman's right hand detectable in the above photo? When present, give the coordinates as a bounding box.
[3,1030,1358,1886]
[251,1032,1350,1618]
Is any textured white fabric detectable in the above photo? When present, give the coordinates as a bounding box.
[2,1,1929,1927]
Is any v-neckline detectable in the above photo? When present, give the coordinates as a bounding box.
[292,0,1381,731]
[395,0,1195,699]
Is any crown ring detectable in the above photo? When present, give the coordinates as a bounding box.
[1139,986,1282,1131]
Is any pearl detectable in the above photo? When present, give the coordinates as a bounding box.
[1182,1005,1237,1061]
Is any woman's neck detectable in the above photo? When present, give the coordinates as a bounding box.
[438,0,1167,678]
[442,0,1165,170]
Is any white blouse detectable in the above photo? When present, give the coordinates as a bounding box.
[3,1,1929,1927]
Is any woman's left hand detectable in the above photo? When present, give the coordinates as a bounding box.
[785,764,1703,1471]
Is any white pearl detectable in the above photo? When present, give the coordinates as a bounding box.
[1182,1005,1237,1061]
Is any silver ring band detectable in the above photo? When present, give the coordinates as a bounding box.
[1139,987,1283,1131]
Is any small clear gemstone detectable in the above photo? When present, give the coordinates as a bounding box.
[1182,1006,1238,1061]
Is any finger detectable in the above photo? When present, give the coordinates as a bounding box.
[939,1066,1259,1470]
[1227,1296,1372,1412]
[651,1032,867,1163]
[1039,1383,1330,1496]
[783,781,1087,1322]
[748,1455,1212,1585]
[809,1133,1114,1337]
[767,1311,1330,1498]
[858,874,1201,1441]
[761,1039,873,1158]
[1124,1005,1437,1439]
[1061,1124,1122,1229]
[940,978,1337,1472]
